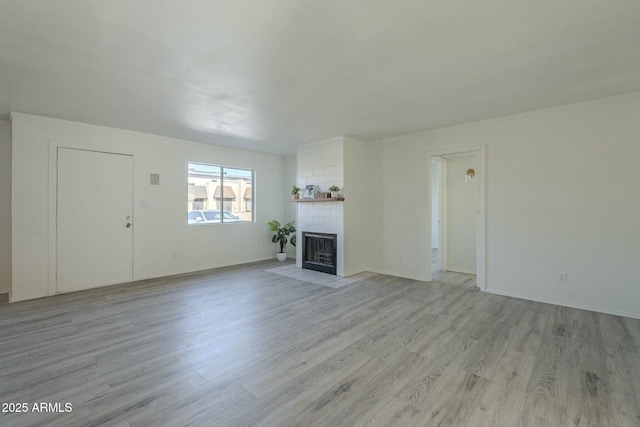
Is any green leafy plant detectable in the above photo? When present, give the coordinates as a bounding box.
[291,185,301,195]
[267,220,296,253]
[328,185,340,192]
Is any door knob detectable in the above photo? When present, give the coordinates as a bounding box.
[126,223,132,228]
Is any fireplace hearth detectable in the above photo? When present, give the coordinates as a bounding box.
[302,232,337,275]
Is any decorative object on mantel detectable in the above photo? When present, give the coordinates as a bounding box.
[267,220,296,261]
[465,168,475,182]
[291,185,301,199]
[302,184,316,199]
[328,185,340,198]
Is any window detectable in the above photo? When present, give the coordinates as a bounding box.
[188,162,254,224]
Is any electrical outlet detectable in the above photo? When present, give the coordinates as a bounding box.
[558,272,568,283]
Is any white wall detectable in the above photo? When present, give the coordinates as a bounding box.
[431,162,439,248]
[446,154,477,274]
[366,92,640,319]
[0,120,11,295]
[365,141,428,280]
[11,113,284,302]
[343,137,367,276]
[284,154,297,258]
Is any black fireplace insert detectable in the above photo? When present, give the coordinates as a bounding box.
[302,232,337,275]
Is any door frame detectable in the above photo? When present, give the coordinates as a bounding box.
[48,140,135,296]
[431,156,447,271]
[425,145,486,291]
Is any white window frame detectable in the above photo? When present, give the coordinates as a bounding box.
[188,162,255,224]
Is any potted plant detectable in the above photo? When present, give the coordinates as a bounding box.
[267,220,296,261]
[291,185,301,199]
[328,185,340,198]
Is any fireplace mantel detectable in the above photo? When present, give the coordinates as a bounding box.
[290,197,344,203]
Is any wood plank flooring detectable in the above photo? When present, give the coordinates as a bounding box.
[1,260,639,426]
[431,248,477,288]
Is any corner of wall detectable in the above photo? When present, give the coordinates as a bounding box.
[0,119,11,295]
[285,154,297,259]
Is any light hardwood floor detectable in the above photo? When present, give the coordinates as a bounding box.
[1,260,639,426]
[431,248,477,288]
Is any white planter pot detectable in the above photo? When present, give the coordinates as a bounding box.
[276,252,287,262]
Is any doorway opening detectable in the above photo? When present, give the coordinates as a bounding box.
[427,146,486,291]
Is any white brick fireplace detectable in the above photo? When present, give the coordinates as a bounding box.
[295,136,366,277]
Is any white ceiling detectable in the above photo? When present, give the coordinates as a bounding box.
[1,1,639,155]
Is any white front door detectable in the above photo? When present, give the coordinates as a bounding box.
[57,148,133,293]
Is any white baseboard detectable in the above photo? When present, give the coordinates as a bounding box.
[446,268,476,275]
[487,288,640,320]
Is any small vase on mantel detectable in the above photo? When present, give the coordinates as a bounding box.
[328,185,340,199]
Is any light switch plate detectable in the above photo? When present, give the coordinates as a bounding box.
[150,173,160,185]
